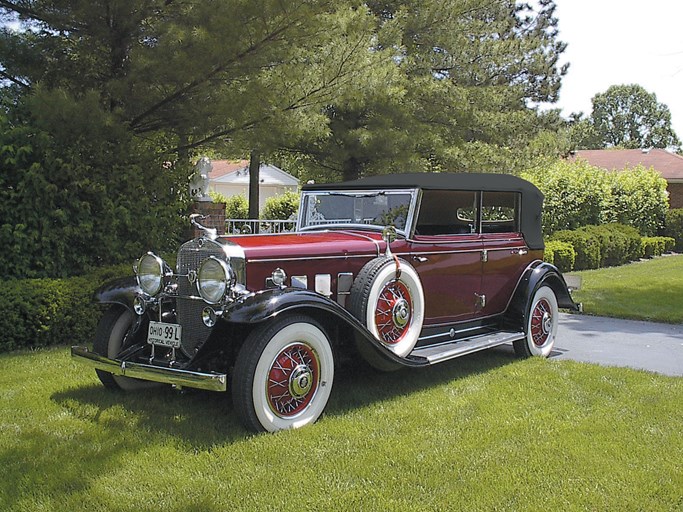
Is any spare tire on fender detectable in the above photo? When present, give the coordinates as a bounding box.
[349,257,425,358]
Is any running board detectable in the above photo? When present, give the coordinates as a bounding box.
[410,331,525,365]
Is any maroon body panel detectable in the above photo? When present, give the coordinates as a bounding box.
[480,233,535,316]
[225,228,535,328]
[408,235,482,324]
[227,231,385,294]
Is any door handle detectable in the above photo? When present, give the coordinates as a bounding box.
[512,249,528,255]
[413,256,428,263]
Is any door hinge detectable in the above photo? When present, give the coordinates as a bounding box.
[475,293,486,310]
[481,249,488,263]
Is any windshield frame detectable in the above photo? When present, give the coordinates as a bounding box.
[296,188,419,236]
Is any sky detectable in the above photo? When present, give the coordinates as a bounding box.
[553,0,683,141]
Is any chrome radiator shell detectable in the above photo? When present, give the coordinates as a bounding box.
[174,237,245,357]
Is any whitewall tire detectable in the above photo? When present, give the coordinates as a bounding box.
[350,257,425,358]
[232,315,334,432]
[514,285,559,358]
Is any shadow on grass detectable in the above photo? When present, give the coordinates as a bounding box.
[0,349,520,507]
[52,347,518,447]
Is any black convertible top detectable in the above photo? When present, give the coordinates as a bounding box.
[303,172,545,250]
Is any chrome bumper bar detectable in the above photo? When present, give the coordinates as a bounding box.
[71,346,227,392]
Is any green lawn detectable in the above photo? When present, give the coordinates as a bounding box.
[1,347,681,511]
[570,254,683,323]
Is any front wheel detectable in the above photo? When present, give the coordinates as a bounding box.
[231,315,334,432]
[92,306,157,391]
[514,285,559,358]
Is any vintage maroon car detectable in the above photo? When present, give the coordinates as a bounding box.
[72,172,578,432]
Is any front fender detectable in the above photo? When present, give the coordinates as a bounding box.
[222,288,428,370]
[93,276,140,311]
[505,261,580,331]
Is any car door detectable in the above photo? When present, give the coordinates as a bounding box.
[478,191,532,316]
[408,190,483,325]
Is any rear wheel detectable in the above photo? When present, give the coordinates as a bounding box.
[514,285,559,358]
[232,315,334,432]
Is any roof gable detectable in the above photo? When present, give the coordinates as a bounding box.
[208,160,299,186]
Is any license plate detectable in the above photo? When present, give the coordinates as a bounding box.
[147,321,182,348]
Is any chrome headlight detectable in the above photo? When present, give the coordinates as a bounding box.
[136,253,164,296]
[197,256,234,304]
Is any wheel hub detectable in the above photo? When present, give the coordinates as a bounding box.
[375,280,413,345]
[392,298,411,328]
[542,312,552,335]
[289,364,313,399]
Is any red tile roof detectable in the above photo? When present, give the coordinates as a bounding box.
[570,149,683,181]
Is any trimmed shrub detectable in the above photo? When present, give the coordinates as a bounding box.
[523,160,610,236]
[641,237,676,258]
[663,237,676,252]
[261,191,300,220]
[524,160,670,237]
[0,115,187,279]
[211,192,249,219]
[663,208,683,252]
[550,229,601,270]
[579,224,642,267]
[543,241,575,272]
[0,264,130,353]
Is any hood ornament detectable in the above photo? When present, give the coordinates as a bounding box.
[190,214,218,241]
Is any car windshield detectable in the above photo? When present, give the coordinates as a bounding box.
[298,190,416,232]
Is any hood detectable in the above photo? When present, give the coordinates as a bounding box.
[220,230,384,261]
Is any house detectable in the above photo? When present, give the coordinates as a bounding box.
[570,149,683,208]
[208,159,299,210]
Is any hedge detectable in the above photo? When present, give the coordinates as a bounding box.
[547,224,675,271]
[663,209,683,252]
[523,160,669,236]
[641,237,676,258]
[550,229,601,271]
[579,224,642,267]
[0,264,130,353]
[543,241,575,273]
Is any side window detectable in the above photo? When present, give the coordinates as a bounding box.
[416,190,478,236]
[481,192,520,233]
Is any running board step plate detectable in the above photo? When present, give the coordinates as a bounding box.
[410,331,525,365]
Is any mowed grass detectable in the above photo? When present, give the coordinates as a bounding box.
[1,347,681,511]
[570,254,683,323]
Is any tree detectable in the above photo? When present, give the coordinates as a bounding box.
[587,84,680,149]
[0,1,377,158]
[278,0,570,181]
[0,0,380,276]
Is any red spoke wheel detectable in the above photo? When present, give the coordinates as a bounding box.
[232,315,334,432]
[514,285,559,358]
[266,343,320,418]
[350,257,424,358]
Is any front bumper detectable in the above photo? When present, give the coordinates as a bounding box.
[71,346,227,392]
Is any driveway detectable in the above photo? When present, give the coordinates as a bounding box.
[551,313,683,377]
[494,313,683,376]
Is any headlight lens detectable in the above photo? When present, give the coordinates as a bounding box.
[136,253,164,296]
[198,257,234,304]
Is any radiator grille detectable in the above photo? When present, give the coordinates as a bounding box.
[175,239,228,357]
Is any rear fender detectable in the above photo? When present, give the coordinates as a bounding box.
[505,261,580,331]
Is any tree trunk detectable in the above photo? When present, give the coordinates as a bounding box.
[342,157,361,181]
[248,151,260,231]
